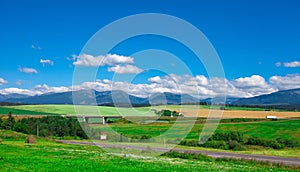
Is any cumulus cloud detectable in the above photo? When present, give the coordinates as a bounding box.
[34,84,71,93]
[1,74,300,99]
[0,77,8,85]
[283,61,300,67]
[0,88,38,96]
[18,67,38,74]
[269,74,300,90]
[108,65,143,74]
[72,54,134,67]
[148,76,162,83]
[231,75,277,97]
[40,59,54,66]
[31,44,42,50]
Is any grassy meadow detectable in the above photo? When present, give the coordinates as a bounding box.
[0,130,298,172]
[1,104,299,118]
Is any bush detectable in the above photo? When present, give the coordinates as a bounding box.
[201,140,229,150]
[228,141,244,150]
[276,138,300,148]
[210,131,244,143]
[180,139,199,147]
[13,122,30,134]
[246,136,285,149]
[263,140,284,149]
[246,136,262,145]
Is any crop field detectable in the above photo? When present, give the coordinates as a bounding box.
[0,130,298,172]
[101,119,300,142]
[1,105,300,118]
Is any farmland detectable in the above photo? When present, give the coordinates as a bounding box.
[1,104,300,163]
[0,130,298,172]
[1,104,300,118]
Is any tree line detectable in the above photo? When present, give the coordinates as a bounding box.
[0,112,87,139]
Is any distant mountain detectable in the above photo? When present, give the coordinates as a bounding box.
[0,93,30,102]
[2,88,300,109]
[233,88,300,109]
[1,90,198,106]
[5,91,74,104]
[201,97,240,104]
[95,90,148,106]
[147,92,199,105]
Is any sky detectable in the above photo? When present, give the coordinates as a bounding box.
[0,0,299,98]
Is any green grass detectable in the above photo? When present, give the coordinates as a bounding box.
[0,104,282,116]
[216,119,300,141]
[0,105,154,116]
[100,119,300,142]
[0,133,298,171]
[0,106,56,115]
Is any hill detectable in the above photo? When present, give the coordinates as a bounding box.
[0,90,198,106]
[233,88,300,110]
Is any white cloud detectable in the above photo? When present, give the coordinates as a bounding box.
[148,76,162,83]
[108,65,143,74]
[283,61,300,67]
[0,88,38,96]
[231,75,277,97]
[270,74,300,90]
[1,74,299,99]
[0,77,8,85]
[18,67,38,74]
[31,44,42,50]
[40,59,54,66]
[34,84,71,93]
[232,75,268,88]
[72,54,134,67]
[275,62,281,67]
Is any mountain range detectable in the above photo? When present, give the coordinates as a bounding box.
[1,88,300,109]
[233,88,300,109]
[0,90,201,106]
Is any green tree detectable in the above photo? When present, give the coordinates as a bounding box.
[0,116,3,129]
[13,122,30,134]
[4,112,15,130]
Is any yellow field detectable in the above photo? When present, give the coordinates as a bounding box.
[181,109,300,118]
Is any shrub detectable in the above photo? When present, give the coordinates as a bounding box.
[246,136,263,145]
[210,131,244,143]
[263,140,284,149]
[246,136,285,149]
[180,139,199,147]
[13,122,30,134]
[228,141,244,151]
[276,138,300,148]
[201,140,229,150]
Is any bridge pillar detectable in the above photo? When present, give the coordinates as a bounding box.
[102,117,106,124]
[83,116,89,123]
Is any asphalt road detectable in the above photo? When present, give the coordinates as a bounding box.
[59,140,300,167]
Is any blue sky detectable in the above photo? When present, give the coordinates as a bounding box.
[0,0,299,98]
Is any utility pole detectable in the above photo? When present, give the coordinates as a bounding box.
[37,125,39,137]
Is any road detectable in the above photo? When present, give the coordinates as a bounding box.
[59,140,300,167]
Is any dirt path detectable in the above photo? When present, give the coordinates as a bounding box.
[59,140,300,167]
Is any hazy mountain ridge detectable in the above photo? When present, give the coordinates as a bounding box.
[1,88,300,109]
[233,88,300,109]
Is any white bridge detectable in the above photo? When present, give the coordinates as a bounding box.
[65,115,123,124]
